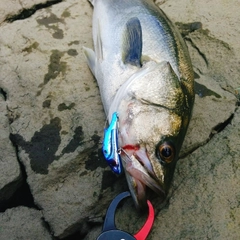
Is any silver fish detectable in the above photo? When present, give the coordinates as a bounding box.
[84,0,195,208]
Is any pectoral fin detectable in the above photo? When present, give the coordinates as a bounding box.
[122,17,142,67]
[83,47,96,76]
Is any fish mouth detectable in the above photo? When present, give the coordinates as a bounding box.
[121,146,165,208]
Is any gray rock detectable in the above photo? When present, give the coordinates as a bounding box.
[0,206,52,240]
[0,95,22,202]
[0,0,119,238]
[0,0,61,23]
[181,29,238,155]
[0,0,240,239]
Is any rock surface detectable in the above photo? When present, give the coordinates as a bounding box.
[0,0,239,239]
[0,0,61,24]
[0,95,22,203]
[0,206,52,239]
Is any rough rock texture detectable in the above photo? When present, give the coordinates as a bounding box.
[0,206,52,239]
[0,95,22,202]
[0,0,61,23]
[0,0,126,238]
[180,29,238,155]
[0,0,239,239]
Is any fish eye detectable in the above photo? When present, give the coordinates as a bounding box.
[157,142,175,163]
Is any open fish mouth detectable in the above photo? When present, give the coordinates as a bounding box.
[120,146,165,208]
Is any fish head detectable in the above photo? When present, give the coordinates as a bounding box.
[110,61,194,208]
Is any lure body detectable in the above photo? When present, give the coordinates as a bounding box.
[102,112,122,174]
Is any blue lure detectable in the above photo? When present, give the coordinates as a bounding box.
[102,112,122,175]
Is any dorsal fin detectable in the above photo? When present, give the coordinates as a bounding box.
[122,17,142,67]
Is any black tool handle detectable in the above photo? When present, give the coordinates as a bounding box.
[102,191,131,231]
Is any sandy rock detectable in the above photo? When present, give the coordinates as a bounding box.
[0,0,121,238]
[0,0,239,239]
[0,95,22,202]
[181,29,238,155]
[83,226,102,240]
[0,0,61,23]
[158,0,240,56]
[0,206,52,239]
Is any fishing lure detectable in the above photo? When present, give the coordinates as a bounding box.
[102,112,122,174]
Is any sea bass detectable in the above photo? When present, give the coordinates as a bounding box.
[84,0,195,208]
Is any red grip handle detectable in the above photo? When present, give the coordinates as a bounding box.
[134,200,155,240]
